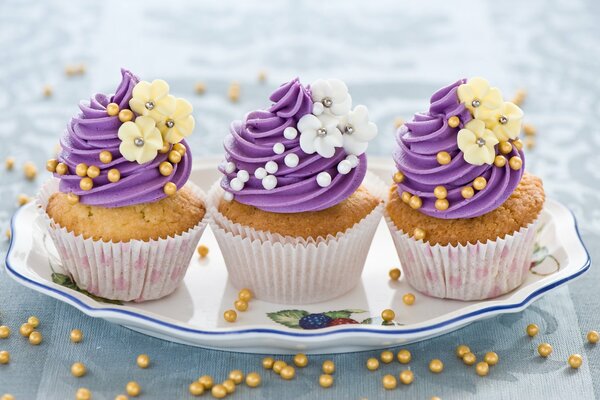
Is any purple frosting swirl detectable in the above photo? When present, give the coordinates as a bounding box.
[219,78,367,213]
[55,69,192,207]
[393,79,524,219]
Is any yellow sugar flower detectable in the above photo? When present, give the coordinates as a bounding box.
[477,101,524,141]
[457,119,499,166]
[118,116,163,164]
[157,98,195,144]
[129,80,176,121]
[457,77,503,116]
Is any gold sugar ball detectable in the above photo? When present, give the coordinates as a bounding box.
[401,191,412,203]
[46,158,58,172]
[409,195,422,210]
[86,165,100,179]
[399,369,414,385]
[0,326,10,339]
[126,381,141,397]
[429,359,444,373]
[173,143,187,156]
[397,349,412,364]
[211,384,227,399]
[115,396,128,400]
[223,309,237,323]
[106,103,120,116]
[538,343,553,358]
[526,323,539,337]
[262,357,274,369]
[55,162,68,175]
[75,163,88,176]
[389,268,401,281]
[272,360,287,374]
[222,379,236,393]
[194,82,206,95]
[456,345,470,358]
[280,365,296,380]
[484,352,499,366]
[258,70,267,83]
[99,151,113,164]
[380,350,394,364]
[523,124,536,136]
[198,375,214,389]
[197,244,209,258]
[118,109,134,123]
[512,89,527,105]
[67,192,79,205]
[382,374,397,390]
[19,322,34,337]
[159,141,171,154]
[448,116,460,128]
[473,177,487,191]
[431,397,442,400]
[434,186,447,199]
[234,299,248,312]
[108,168,121,183]
[475,361,489,376]
[228,82,240,102]
[189,381,205,396]
[393,171,405,184]
[163,182,177,196]
[229,369,244,384]
[293,353,308,368]
[461,186,475,199]
[80,177,93,191]
[24,161,37,180]
[29,331,42,345]
[245,372,261,388]
[70,329,83,343]
[525,138,536,150]
[136,354,150,369]
[43,84,53,97]
[436,151,451,165]
[17,194,30,206]
[5,157,15,170]
[587,330,599,344]
[168,150,182,164]
[499,141,513,155]
[0,351,9,364]
[494,155,507,168]
[319,374,334,388]
[509,156,523,170]
[568,354,583,369]
[381,309,395,322]
[322,360,335,374]
[413,228,426,241]
[462,352,477,365]
[71,362,87,377]
[159,161,173,177]
[435,198,449,211]
[75,388,92,400]
[403,293,416,306]
[393,117,405,129]
[366,357,379,371]
[513,139,524,151]
[238,288,253,302]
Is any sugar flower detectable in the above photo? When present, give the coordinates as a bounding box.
[457,119,499,166]
[118,116,163,164]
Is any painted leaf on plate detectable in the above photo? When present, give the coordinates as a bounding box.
[266,309,309,329]
[324,309,367,319]
[51,273,123,305]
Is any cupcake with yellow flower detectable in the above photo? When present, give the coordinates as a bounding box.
[39,69,207,302]
[386,77,545,300]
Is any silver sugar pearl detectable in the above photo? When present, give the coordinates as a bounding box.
[499,115,508,124]
[471,99,481,108]
[145,101,155,110]
[134,137,145,147]
[345,125,354,135]
[476,137,486,147]
[316,128,327,136]
[165,119,175,128]
[322,97,333,108]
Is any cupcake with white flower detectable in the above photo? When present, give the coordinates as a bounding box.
[39,69,207,302]
[386,77,545,300]
[208,77,384,304]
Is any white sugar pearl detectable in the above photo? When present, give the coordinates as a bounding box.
[273,143,285,154]
[230,177,244,191]
[265,161,278,174]
[223,192,234,202]
[237,169,250,183]
[316,172,332,187]
[283,127,298,140]
[312,102,324,115]
[337,160,352,175]
[262,175,277,190]
[346,154,359,168]
[284,153,299,168]
[224,161,236,174]
[254,167,267,179]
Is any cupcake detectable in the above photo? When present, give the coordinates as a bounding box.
[40,68,207,302]
[208,78,384,304]
[386,77,545,300]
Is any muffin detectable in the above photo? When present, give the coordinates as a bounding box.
[39,68,207,302]
[208,77,384,304]
[386,77,545,300]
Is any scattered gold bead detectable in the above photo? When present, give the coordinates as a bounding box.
[587,330,599,344]
[366,357,379,371]
[229,369,243,384]
[434,186,447,199]
[494,155,507,168]
[568,354,583,369]
[436,151,451,165]
[1,395,15,400]
[413,227,426,241]
[509,156,522,170]
[403,293,416,305]
[70,329,83,343]
[173,143,187,156]
[43,84,53,97]
[159,161,173,177]
[431,397,442,400]
[159,142,171,154]
[107,168,121,183]
[136,354,150,369]
[401,191,411,203]
[75,163,88,177]
[17,194,30,206]
[228,82,240,102]
[86,165,100,179]
[322,360,335,374]
[258,70,267,83]
[473,177,487,191]
[24,162,37,180]
[475,361,489,376]
[380,351,394,364]
[393,171,405,183]
[0,351,9,364]
[222,379,236,393]
[19,322,34,337]
[381,309,395,322]
[280,365,296,380]
[399,369,414,385]
[272,360,287,374]
[197,244,209,258]
[211,384,227,399]
[238,289,253,302]
[126,381,141,397]
[5,229,10,240]
[29,331,42,345]
[262,357,274,369]
[512,89,527,105]
[484,352,499,366]
[71,362,86,377]
[46,158,58,172]
[223,309,237,323]
[397,349,412,364]
[56,162,68,175]
[409,195,422,209]
[525,137,535,150]
[435,198,449,211]
[76,64,86,75]
[429,359,444,373]
[245,372,261,388]
[198,375,214,389]
[67,192,79,205]
[523,124,536,136]
[389,268,401,281]
[234,299,248,312]
[538,343,553,358]
[5,157,15,170]
[462,352,477,365]
[99,151,113,164]
[382,374,397,390]
[393,117,405,129]
[0,326,10,339]
[194,82,206,94]
[448,116,460,128]
[461,186,475,199]
[526,323,539,337]
[118,109,134,123]
[80,177,93,191]
[75,388,92,400]
[499,141,513,155]
[168,150,182,164]
[106,103,120,116]
[115,396,128,400]
[293,353,308,367]
[513,139,523,151]
[456,345,470,358]
[319,374,334,388]
[189,381,205,396]
[163,182,177,196]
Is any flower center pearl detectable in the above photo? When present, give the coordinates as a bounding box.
[345,125,354,135]
[322,97,333,108]
[476,137,486,147]
[165,119,175,128]
[145,101,155,110]
[316,128,327,137]
[134,137,145,147]
[499,115,508,124]
[471,98,481,108]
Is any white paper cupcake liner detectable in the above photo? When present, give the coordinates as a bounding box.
[36,179,207,302]
[385,214,538,300]
[207,173,387,304]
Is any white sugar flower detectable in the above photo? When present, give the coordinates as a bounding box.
[457,77,503,116]
[310,79,352,117]
[476,101,524,141]
[129,80,176,122]
[298,114,343,158]
[337,105,377,155]
[157,98,195,144]
[457,119,499,166]
[118,116,163,164]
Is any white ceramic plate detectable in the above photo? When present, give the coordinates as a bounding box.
[4,157,590,354]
